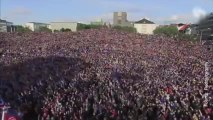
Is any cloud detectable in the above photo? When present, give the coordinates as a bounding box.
[192,7,207,19]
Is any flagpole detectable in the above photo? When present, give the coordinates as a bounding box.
[1,107,5,120]
[1,106,10,120]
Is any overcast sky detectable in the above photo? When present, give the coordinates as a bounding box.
[1,0,213,25]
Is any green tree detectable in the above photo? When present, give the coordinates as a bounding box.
[16,25,32,32]
[60,28,72,32]
[77,23,103,31]
[64,28,71,32]
[60,28,65,32]
[90,25,102,29]
[53,30,59,32]
[77,23,87,31]
[39,27,52,32]
[153,26,178,37]
[84,25,91,29]
[113,26,137,33]
[154,26,198,41]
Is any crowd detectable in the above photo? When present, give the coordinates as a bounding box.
[0,28,213,120]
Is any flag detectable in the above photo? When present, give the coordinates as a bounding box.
[4,115,20,120]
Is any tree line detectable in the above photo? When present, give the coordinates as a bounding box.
[153,26,198,41]
[15,24,199,41]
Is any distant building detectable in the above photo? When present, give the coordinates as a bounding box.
[25,22,50,31]
[91,19,104,26]
[134,18,158,34]
[177,23,191,34]
[0,19,16,32]
[178,24,199,35]
[165,23,198,35]
[113,12,133,27]
[190,24,199,35]
[50,22,78,32]
[197,13,213,40]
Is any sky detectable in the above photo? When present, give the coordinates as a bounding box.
[1,0,213,25]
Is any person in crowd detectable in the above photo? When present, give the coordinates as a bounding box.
[0,28,212,120]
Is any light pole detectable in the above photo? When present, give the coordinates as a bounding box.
[1,107,5,120]
[200,28,212,43]
[1,106,10,120]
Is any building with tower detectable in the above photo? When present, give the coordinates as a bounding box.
[113,12,133,27]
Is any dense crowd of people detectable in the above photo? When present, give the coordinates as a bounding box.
[0,28,213,120]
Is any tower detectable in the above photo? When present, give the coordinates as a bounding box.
[113,12,128,26]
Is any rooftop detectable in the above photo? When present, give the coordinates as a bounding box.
[135,18,155,24]
[0,19,7,22]
[0,19,13,25]
[28,22,49,25]
[50,21,78,23]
